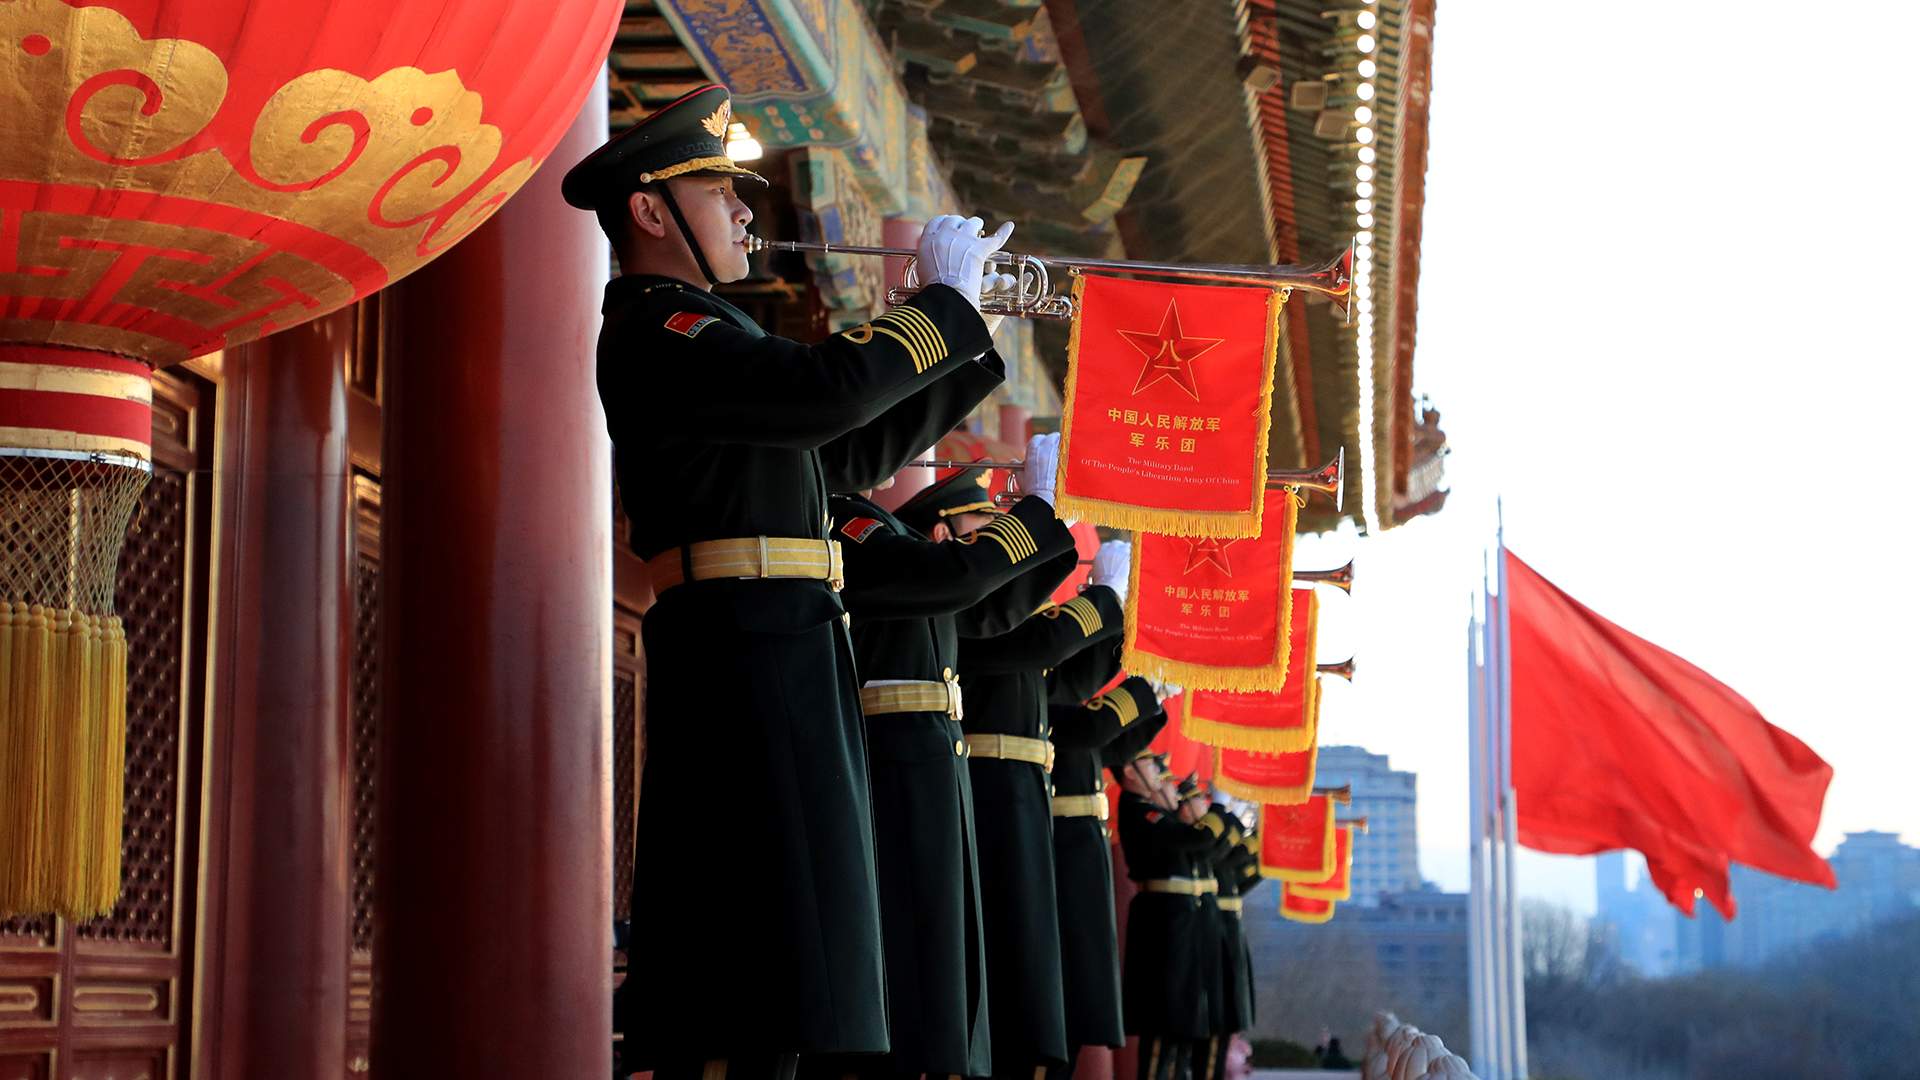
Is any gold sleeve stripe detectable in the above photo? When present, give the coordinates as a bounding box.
[975,527,1020,562]
[1062,596,1101,636]
[866,323,925,370]
[874,309,935,363]
[889,305,948,362]
[979,517,1037,561]
[995,515,1038,560]
[1199,814,1226,837]
[1093,689,1142,727]
[875,309,941,373]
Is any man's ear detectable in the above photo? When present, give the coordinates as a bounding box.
[930,521,952,542]
[629,189,669,239]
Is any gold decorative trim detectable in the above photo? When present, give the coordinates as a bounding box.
[72,984,161,1013]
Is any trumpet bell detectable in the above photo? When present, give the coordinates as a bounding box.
[1295,558,1355,594]
[1269,447,1345,512]
[1316,657,1356,681]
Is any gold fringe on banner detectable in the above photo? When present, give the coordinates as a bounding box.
[1292,824,1354,901]
[1214,744,1319,806]
[1120,494,1299,693]
[1279,889,1337,924]
[0,601,127,920]
[1054,280,1288,538]
[1182,675,1319,753]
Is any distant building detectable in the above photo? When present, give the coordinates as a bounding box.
[1593,850,1679,976]
[1669,830,1920,972]
[1314,745,1422,906]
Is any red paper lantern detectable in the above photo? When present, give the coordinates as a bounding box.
[0,0,621,919]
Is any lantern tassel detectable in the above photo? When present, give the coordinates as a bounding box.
[0,601,126,920]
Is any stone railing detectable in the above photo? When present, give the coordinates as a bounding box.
[1361,1012,1477,1080]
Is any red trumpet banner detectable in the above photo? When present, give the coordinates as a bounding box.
[1280,884,1336,924]
[1176,589,1321,745]
[1216,738,1319,805]
[1292,823,1354,902]
[1258,793,1336,882]
[1053,273,1285,537]
[1122,497,1300,691]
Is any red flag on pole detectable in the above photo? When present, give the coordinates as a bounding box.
[1504,550,1835,900]
[1217,743,1317,805]
[1054,274,1285,537]
[1122,499,1300,690]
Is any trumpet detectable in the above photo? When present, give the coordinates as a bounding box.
[1313,784,1353,804]
[1294,559,1354,594]
[926,448,1346,512]
[1317,657,1356,681]
[745,236,1354,322]
[1337,816,1371,833]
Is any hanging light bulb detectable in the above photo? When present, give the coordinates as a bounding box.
[1356,126,1374,144]
[1356,181,1373,198]
[1358,10,1377,29]
[1357,211,1374,228]
[1354,104,1373,124]
[1357,82,1375,101]
[1359,58,1377,78]
[1356,33,1375,53]
[725,121,763,163]
[1356,163,1374,182]
[1358,146,1376,163]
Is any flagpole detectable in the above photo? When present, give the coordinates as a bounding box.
[1482,560,1511,1080]
[1497,506,1530,1077]
[1466,608,1492,1079]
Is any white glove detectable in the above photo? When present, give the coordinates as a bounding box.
[980,270,1016,337]
[1019,433,1059,508]
[917,214,1015,311]
[1091,539,1131,604]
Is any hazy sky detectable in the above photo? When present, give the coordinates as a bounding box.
[1295,1,1920,916]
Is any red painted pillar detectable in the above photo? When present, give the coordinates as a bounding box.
[202,311,354,1080]
[371,89,613,1077]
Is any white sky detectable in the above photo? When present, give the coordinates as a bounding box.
[1296,0,1920,916]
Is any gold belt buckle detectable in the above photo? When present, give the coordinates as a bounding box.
[826,539,845,592]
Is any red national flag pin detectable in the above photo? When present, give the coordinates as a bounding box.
[1123,497,1301,691]
[1054,274,1285,537]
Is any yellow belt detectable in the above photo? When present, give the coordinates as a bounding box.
[1051,794,1110,821]
[964,734,1055,773]
[1216,897,1243,913]
[1143,877,1219,896]
[860,678,963,721]
[648,537,844,595]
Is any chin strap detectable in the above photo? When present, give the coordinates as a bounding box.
[656,183,719,287]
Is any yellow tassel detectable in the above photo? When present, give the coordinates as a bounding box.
[1183,712,1316,753]
[1215,744,1319,808]
[0,602,127,920]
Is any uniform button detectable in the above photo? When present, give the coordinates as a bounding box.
[955,739,967,757]
[943,667,954,680]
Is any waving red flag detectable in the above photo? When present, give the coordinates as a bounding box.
[1054,274,1284,537]
[1293,823,1354,902]
[1505,550,1835,900]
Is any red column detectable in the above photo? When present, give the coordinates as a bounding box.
[201,311,354,1080]
[370,91,613,1076]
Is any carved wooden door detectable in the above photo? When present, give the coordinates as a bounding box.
[0,371,214,1080]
